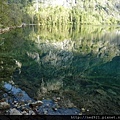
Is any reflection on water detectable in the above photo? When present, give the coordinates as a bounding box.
[0,25,120,114]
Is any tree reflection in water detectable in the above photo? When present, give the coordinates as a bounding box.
[0,25,120,114]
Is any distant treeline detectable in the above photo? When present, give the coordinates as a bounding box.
[0,0,120,28]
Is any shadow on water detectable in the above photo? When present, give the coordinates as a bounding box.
[0,25,120,115]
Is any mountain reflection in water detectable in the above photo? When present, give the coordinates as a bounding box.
[0,25,120,115]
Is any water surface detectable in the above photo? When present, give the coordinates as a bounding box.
[0,25,120,115]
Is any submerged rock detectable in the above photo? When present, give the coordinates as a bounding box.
[107,89,117,96]
[29,101,43,109]
[52,107,57,111]
[81,108,85,112]
[0,102,10,110]
[56,97,61,101]
[21,110,29,115]
[28,110,35,115]
[37,99,80,115]
[95,89,107,96]
[9,108,22,115]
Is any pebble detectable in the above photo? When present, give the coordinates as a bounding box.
[25,109,29,113]
[46,104,50,107]
[17,106,21,109]
[81,108,85,112]
[79,113,82,115]
[28,100,32,103]
[53,97,58,102]
[14,104,18,108]
[87,109,89,112]
[21,107,25,111]
[9,80,14,85]
[54,102,58,104]
[14,101,17,104]
[53,99,58,102]
[52,107,57,111]
[43,110,48,115]
[29,101,43,108]
[21,111,28,115]
[37,100,43,104]
[56,97,61,101]
[36,106,38,108]
[0,99,6,102]
[6,110,9,113]
[28,110,35,115]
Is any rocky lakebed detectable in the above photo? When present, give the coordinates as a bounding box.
[0,82,81,115]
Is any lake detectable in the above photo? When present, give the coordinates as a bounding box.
[0,25,120,115]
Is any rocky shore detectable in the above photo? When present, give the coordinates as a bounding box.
[0,82,80,115]
[0,98,81,115]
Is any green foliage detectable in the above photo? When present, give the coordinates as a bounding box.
[0,0,120,28]
[0,0,10,28]
[0,0,31,28]
[24,1,120,25]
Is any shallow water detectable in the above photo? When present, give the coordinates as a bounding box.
[0,25,120,114]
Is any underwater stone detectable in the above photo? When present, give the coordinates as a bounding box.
[21,111,28,115]
[0,102,10,110]
[107,89,117,96]
[43,110,48,115]
[28,110,35,115]
[56,97,61,101]
[9,108,22,115]
[81,108,85,112]
[95,89,107,96]
[29,101,43,108]
[52,107,57,111]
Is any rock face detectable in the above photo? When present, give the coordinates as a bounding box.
[0,102,10,110]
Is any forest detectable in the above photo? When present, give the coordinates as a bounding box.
[0,0,120,29]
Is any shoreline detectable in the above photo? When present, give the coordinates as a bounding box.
[0,82,80,115]
[0,23,26,34]
[0,23,120,35]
